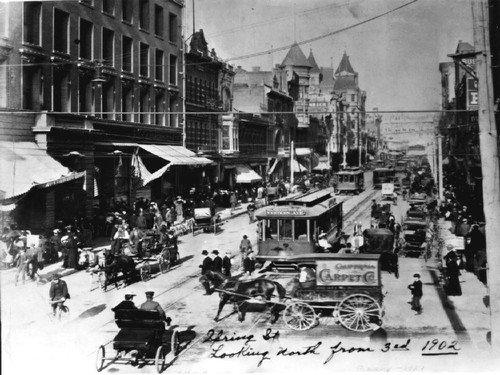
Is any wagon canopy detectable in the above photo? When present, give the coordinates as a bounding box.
[362,228,394,253]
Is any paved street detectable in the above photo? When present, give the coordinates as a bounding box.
[1,172,497,374]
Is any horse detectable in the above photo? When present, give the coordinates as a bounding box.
[103,253,137,290]
[203,270,287,324]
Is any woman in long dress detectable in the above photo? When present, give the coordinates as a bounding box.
[445,251,462,296]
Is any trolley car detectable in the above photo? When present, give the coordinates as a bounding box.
[335,167,364,194]
[373,167,395,189]
[254,189,343,270]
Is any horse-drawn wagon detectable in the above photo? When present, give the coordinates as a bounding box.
[208,253,384,332]
[95,309,179,373]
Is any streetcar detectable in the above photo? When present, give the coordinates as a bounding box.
[334,167,364,194]
[254,188,343,270]
[373,167,395,189]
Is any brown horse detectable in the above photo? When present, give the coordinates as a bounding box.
[204,271,287,323]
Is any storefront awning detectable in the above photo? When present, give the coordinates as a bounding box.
[313,161,330,171]
[0,142,80,202]
[295,147,312,156]
[235,165,262,183]
[291,159,307,173]
[139,144,212,166]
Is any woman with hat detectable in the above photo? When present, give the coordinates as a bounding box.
[444,248,462,296]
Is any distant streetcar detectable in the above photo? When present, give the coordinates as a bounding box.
[373,167,395,189]
[335,167,364,194]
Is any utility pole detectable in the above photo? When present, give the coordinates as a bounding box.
[290,140,294,186]
[437,135,444,204]
[472,0,500,349]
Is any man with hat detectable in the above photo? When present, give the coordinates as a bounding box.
[408,273,423,314]
[112,294,137,312]
[222,251,232,278]
[239,235,252,264]
[243,250,256,276]
[140,291,170,324]
[212,250,222,273]
[48,229,62,264]
[199,250,213,295]
[49,273,69,317]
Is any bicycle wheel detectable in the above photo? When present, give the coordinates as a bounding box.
[160,257,170,274]
[59,305,70,322]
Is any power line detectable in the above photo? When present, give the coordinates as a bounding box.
[223,0,419,62]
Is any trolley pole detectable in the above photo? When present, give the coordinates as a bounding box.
[472,0,500,349]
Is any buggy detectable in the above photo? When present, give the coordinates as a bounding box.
[95,309,179,373]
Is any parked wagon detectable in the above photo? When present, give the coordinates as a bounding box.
[192,207,222,234]
[95,309,179,373]
[361,228,399,278]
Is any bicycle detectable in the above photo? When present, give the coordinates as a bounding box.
[49,298,70,322]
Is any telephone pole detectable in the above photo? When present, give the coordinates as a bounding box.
[472,0,500,349]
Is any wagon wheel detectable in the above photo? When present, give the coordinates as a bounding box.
[140,261,152,281]
[160,256,171,274]
[337,294,381,332]
[155,345,166,373]
[283,302,317,331]
[95,345,106,372]
[165,328,179,362]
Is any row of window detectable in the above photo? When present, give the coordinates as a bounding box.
[81,0,178,41]
[23,4,178,85]
[20,63,178,127]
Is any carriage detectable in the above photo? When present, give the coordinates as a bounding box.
[192,207,222,235]
[361,228,399,278]
[212,253,384,332]
[95,309,179,373]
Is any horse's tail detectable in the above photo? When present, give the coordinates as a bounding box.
[273,281,287,301]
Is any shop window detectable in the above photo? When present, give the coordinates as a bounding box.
[102,79,115,120]
[169,13,177,42]
[103,0,115,15]
[22,65,42,110]
[155,49,164,81]
[23,2,41,45]
[102,28,114,66]
[155,5,164,37]
[139,87,150,124]
[140,43,149,77]
[122,36,133,72]
[54,9,69,53]
[169,96,177,127]
[155,91,164,126]
[169,55,177,85]
[79,19,93,60]
[78,73,93,115]
[139,0,149,31]
[53,67,71,112]
[0,61,7,107]
[121,82,133,122]
[122,0,132,23]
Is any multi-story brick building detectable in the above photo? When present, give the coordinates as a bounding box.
[0,0,212,230]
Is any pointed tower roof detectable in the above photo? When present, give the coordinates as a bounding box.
[335,51,356,76]
[307,49,320,73]
[281,42,311,68]
[455,40,475,54]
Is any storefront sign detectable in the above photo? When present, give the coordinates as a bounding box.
[265,207,307,216]
[317,260,379,286]
[467,77,478,108]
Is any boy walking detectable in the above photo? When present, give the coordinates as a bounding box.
[408,273,423,314]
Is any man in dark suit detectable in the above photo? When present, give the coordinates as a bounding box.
[199,250,213,295]
[222,251,232,277]
[112,294,137,312]
[212,250,222,273]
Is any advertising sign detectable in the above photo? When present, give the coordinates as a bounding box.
[467,77,478,109]
[317,260,379,286]
[382,183,394,195]
[265,207,307,216]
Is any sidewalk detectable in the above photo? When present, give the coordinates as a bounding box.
[1,202,253,284]
[433,218,490,348]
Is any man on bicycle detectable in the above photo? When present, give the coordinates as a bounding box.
[49,273,69,317]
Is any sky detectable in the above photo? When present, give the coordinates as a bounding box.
[184,0,474,112]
